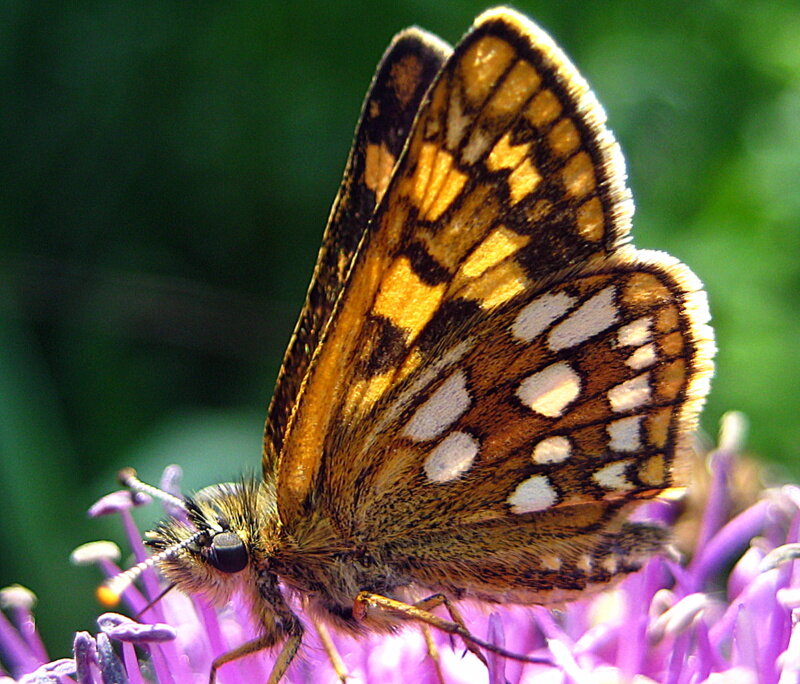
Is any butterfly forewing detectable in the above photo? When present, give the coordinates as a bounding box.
[274,8,713,596]
[264,28,451,473]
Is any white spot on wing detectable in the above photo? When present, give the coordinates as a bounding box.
[517,362,581,417]
[462,127,493,165]
[512,291,575,343]
[404,341,472,402]
[601,556,619,573]
[403,369,471,441]
[508,475,558,514]
[447,90,470,151]
[626,342,657,370]
[607,416,643,452]
[548,286,618,351]
[593,460,634,490]
[617,317,652,347]
[371,341,473,447]
[532,436,571,464]
[541,554,562,570]
[424,431,479,483]
[608,373,651,413]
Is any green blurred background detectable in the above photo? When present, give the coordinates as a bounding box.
[2,0,798,659]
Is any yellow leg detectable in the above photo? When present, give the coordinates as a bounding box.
[353,591,548,668]
[314,621,348,682]
[209,634,302,684]
[414,593,488,667]
[267,635,302,684]
[420,624,446,684]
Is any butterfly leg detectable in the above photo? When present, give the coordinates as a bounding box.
[313,620,348,683]
[420,625,447,684]
[414,593,488,667]
[209,632,302,684]
[354,591,539,670]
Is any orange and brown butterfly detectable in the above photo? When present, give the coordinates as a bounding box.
[101,6,715,683]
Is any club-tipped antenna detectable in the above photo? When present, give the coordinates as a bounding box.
[118,467,188,513]
[97,529,205,607]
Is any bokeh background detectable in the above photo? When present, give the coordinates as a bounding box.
[2,0,799,658]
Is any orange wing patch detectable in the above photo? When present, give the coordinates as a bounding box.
[372,257,446,340]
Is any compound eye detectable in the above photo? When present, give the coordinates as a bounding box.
[208,531,248,573]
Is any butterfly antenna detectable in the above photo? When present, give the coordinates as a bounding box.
[135,583,177,619]
[97,529,205,607]
[117,467,188,514]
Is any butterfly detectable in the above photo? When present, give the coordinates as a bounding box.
[104,7,714,682]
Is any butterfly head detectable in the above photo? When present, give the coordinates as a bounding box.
[98,469,280,607]
[146,481,261,601]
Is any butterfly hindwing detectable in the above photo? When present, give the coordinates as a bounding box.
[327,256,712,603]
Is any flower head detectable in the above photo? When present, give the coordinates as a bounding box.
[2,412,799,683]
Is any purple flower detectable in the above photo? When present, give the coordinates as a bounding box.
[2,412,799,682]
